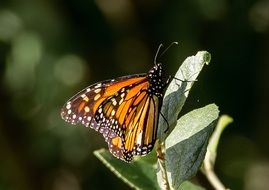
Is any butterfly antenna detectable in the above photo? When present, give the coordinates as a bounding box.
[154,42,179,64]
[159,41,179,58]
[154,44,164,65]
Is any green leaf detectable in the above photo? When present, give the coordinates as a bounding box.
[178,181,206,190]
[94,149,159,190]
[163,104,219,189]
[95,51,214,190]
[158,51,211,141]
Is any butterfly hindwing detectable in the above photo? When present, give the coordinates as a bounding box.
[95,80,161,161]
[122,93,160,161]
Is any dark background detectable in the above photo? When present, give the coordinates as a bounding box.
[0,0,268,189]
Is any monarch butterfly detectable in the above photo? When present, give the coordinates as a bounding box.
[61,44,176,162]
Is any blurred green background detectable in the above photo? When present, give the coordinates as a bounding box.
[0,0,268,189]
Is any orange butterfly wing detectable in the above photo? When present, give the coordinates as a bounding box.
[99,79,160,161]
[61,74,152,161]
[61,63,167,162]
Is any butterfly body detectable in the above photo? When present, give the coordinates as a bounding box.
[61,63,168,162]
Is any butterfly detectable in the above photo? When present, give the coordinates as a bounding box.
[61,44,176,162]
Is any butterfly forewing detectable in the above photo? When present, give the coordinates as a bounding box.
[61,75,146,128]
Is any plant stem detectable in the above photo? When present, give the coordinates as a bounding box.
[204,167,226,190]
[203,152,227,190]
[201,115,233,190]
[156,141,170,190]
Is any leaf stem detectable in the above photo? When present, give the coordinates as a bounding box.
[156,141,170,190]
[203,151,227,190]
[201,115,233,190]
[204,169,226,190]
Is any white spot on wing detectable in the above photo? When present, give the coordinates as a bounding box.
[136,131,143,145]
[119,98,124,105]
[95,83,102,88]
[94,94,101,100]
[66,104,71,109]
[94,88,101,93]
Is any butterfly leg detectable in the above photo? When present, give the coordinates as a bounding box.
[160,112,169,133]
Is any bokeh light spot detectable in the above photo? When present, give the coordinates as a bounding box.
[245,161,269,190]
[0,10,22,42]
[4,32,42,91]
[54,55,87,86]
[249,1,269,32]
